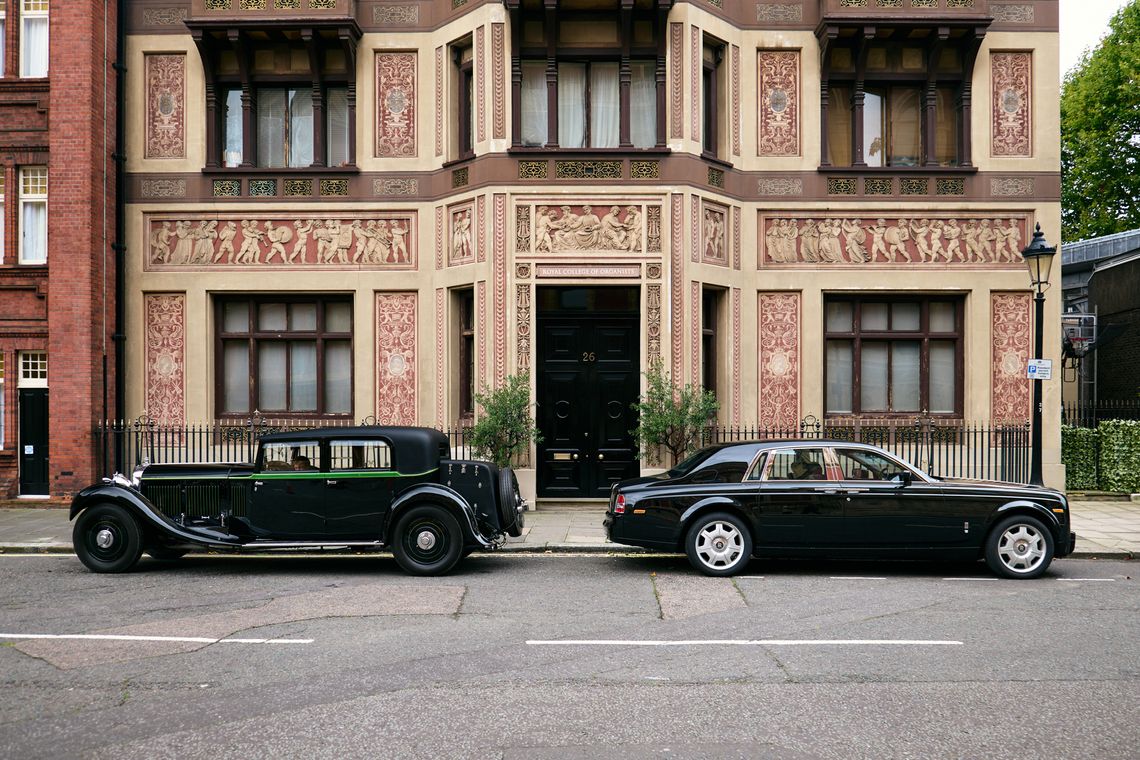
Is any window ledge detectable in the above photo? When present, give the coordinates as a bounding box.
[817,165,978,175]
[201,166,358,176]
[702,153,734,170]
[507,146,672,156]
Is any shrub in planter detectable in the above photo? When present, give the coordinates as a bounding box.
[469,373,542,468]
[1061,425,1098,491]
[631,362,719,467]
[1097,419,1140,493]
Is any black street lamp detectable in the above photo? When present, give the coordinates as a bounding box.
[1021,223,1057,486]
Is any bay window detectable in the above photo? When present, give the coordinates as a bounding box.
[825,297,962,417]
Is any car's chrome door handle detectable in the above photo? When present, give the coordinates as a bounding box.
[843,488,868,494]
[822,489,841,494]
[326,479,338,485]
[254,481,263,487]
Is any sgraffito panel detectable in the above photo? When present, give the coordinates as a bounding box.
[758,50,799,157]
[759,213,1030,268]
[145,54,185,159]
[701,200,728,266]
[448,201,476,265]
[758,292,800,429]
[991,292,1032,422]
[145,213,416,270]
[375,52,417,157]
[144,293,185,426]
[376,292,418,426]
[991,52,1032,157]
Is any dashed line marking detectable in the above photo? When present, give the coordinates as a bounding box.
[829,576,888,580]
[0,633,312,645]
[942,577,999,582]
[1057,578,1116,582]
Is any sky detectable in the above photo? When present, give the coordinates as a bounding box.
[1060,0,1133,75]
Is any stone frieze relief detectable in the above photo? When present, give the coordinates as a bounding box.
[518,203,658,255]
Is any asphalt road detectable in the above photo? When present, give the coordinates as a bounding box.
[0,553,1136,759]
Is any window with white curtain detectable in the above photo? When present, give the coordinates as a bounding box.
[520,61,548,147]
[630,60,657,149]
[0,354,5,449]
[222,89,243,167]
[18,167,47,265]
[326,88,350,167]
[555,61,623,149]
[0,173,5,264]
[217,297,353,417]
[256,88,315,168]
[0,13,7,77]
[20,0,48,78]
[824,297,962,416]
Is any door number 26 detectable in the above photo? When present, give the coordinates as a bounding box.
[581,352,597,362]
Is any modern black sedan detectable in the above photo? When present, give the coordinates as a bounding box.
[604,440,1075,579]
[70,426,525,576]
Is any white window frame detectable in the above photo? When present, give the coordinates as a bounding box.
[18,351,47,388]
[20,0,49,78]
[18,167,47,265]
[0,353,6,449]
[0,11,8,78]
[0,173,5,264]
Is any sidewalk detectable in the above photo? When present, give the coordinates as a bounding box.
[0,500,1136,558]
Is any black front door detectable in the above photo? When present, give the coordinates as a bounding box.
[19,388,49,495]
[537,287,640,498]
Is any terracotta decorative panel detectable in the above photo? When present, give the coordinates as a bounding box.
[731,288,741,425]
[670,23,684,139]
[435,288,445,428]
[690,197,701,263]
[435,206,445,270]
[691,281,701,386]
[701,200,728,266]
[671,194,684,380]
[376,292,418,426]
[690,27,701,144]
[477,280,486,388]
[991,52,1032,157]
[759,213,1031,268]
[145,214,415,270]
[494,194,507,385]
[647,284,662,361]
[758,50,799,157]
[516,284,531,372]
[435,46,444,157]
[477,195,486,263]
[144,294,185,426]
[758,292,800,429]
[519,203,649,254]
[731,45,741,156]
[448,201,475,265]
[375,52,417,158]
[991,292,1033,422]
[475,26,486,144]
[492,23,506,140]
[732,206,741,270]
[144,54,186,159]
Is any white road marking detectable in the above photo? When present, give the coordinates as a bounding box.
[942,577,999,581]
[0,633,312,644]
[1056,578,1116,582]
[735,576,766,579]
[830,576,887,580]
[527,639,962,647]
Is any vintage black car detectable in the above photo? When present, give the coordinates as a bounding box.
[70,426,525,576]
[604,440,1075,579]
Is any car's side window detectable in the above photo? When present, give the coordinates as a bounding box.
[745,453,768,481]
[263,441,321,471]
[765,448,828,481]
[834,449,907,481]
[329,439,392,471]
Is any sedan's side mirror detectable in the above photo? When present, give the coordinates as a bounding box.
[896,471,914,486]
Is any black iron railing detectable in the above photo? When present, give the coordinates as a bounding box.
[1062,400,1140,428]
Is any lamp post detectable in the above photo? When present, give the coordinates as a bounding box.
[1021,223,1057,486]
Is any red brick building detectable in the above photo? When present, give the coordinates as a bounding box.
[0,0,119,498]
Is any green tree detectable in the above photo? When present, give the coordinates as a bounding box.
[468,373,542,468]
[1061,1,1140,242]
[630,362,719,466]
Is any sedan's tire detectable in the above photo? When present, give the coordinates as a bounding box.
[498,467,525,538]
[73,504,144,573]
[145,546,187,561]
[685,512,753,576]
[392,504,464,576]
[984,514,1055,579]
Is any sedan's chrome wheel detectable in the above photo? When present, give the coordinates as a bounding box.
[696,522,744,569]
[997,524,1046,573]
[685,512,753,576]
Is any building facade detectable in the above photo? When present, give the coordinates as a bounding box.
[122,0,1064,498]
[0,1,118,498]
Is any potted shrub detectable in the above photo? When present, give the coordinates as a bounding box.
[469,372,542,469]
[631,362,719,467]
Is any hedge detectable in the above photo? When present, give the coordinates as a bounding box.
[1097,419,1140,493]
[1061,425,1099,490]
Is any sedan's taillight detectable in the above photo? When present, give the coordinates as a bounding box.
[614,494,626,514]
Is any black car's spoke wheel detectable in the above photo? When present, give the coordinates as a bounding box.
[392,504,463,576]
[985,515,1055,579]
[685,512,752,576]
[73,504,143,574]
[498,467,525,538]
[145,546,187,561]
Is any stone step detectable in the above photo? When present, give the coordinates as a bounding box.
[533,498,608,512]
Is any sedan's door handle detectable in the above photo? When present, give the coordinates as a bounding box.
[843,488,869,494]
[822,489,841,494]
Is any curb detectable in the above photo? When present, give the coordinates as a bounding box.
[0,544,1132,560]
